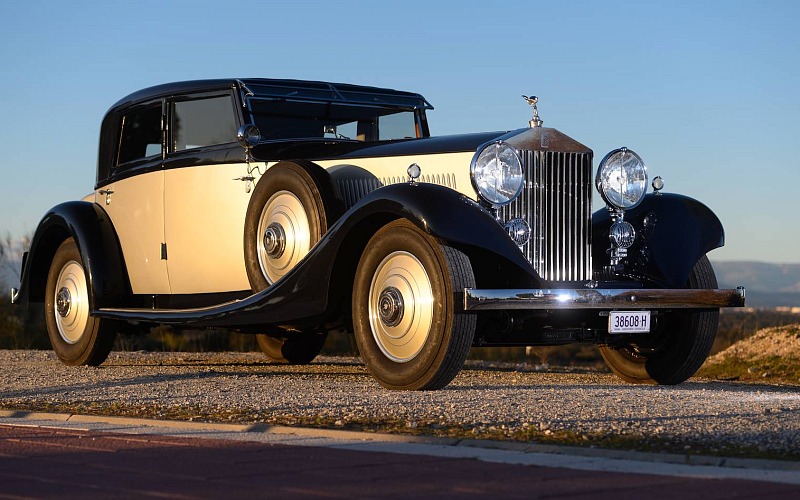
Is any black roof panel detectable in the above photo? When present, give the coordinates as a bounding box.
[108,78,432,112]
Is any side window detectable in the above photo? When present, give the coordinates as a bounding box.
[172,96,237,151]
[117,104,162,166]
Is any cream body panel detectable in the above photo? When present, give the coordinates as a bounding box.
[97,171,170,294]
[311,152,475,207]
[164,162,259,294]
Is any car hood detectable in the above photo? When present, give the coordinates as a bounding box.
[250,131,510,162]
[250,127,591,163]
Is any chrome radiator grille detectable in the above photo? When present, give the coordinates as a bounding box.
[498,150,593,282]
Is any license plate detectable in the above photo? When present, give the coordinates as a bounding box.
[608,311,651,334]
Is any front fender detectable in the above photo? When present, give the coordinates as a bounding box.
[592,193,725,287]
[340,182,540,287]
[17,201,130,309]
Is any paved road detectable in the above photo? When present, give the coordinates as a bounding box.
[2,350,800,497]
[2,350,799,458]
[1,416,799,499]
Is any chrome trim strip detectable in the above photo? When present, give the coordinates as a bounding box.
[464,287,746,311]
[10,287,19,304]
[96,298,245,319]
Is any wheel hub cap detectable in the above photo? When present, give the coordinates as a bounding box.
[257,191,311,284]
[56,287,71,317]
[368,251,433,363]
[53,260,89,344]
[378,286,404,327]
[263,223,286,259]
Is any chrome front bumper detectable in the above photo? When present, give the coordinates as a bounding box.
[464,287,746,311]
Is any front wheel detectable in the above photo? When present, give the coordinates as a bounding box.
[600,255,719,385]
[353,220,476,390]
[45,238,116,366]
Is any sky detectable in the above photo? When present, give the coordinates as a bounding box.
[0,0,798,264]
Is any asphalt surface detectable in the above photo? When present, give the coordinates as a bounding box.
[2,350,800,498]
[1,412,799,499]
[3,350,800,458]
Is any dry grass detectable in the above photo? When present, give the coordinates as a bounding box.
[698,324,800,385]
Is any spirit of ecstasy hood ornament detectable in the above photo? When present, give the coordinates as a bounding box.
[522,95,543,128]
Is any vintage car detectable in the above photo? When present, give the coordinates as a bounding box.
[12,78,745,390]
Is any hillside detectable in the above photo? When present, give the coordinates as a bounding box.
[708,324,800,362]
[699,324,800,384]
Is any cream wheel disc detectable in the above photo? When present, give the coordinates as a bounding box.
[53,260,89,344]
[368,251,433,363]
[257,190,311,284]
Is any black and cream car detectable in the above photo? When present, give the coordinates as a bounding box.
[12,78,745,390]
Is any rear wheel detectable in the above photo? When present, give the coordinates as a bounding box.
[45,238,116,366]
[244,161,341,364]
[255,331,328,365]
[244,161,335,288]
[353,220,476,390]
[600,255,719,384]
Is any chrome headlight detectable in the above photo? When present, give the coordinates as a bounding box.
[595,147,648,210]
[470,142,524,206]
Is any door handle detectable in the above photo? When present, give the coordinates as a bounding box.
[99,189,114,205]
[233,176,255,193]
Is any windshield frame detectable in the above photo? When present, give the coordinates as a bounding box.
[237,79,431,143]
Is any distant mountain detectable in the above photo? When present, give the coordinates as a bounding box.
[713,261,800,308]
[713,261,800,292]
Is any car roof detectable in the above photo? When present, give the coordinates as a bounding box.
[108,78,432,111]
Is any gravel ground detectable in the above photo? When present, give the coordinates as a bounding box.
[2,350,800,459]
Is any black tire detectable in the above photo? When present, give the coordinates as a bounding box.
[599,255,719,385]
[353,220,476,390]
[255,331,328,365]
[44,238,116,366]
[244,161,342,364]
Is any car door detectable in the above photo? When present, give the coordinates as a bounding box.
[97,100,170,295]
[163,91,255,295]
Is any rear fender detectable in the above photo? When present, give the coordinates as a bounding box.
[17,201,130,309]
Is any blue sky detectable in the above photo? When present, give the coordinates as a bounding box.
[1,0,798,263]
